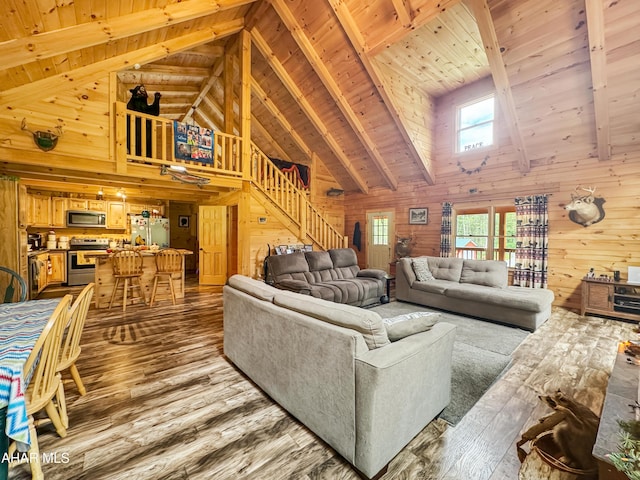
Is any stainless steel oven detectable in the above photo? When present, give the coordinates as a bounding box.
[67,238,109,286]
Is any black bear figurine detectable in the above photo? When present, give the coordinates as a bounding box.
[126,85,161,157]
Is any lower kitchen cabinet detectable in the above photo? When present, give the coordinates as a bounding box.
[47,251,67,284]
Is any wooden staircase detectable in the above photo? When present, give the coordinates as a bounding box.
[116,104,347,251]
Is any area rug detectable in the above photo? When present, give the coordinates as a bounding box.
[370,301,529,425]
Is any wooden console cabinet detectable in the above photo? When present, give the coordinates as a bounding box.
[581,279,640,321]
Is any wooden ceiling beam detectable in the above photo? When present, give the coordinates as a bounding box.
[327,0,435,185]
[0,18,245,110]
[251,115,296,164]
[367,0,461,56]
[585,0,611,161]
[469,0,530,173]
[251,78,315,162]
[180,56,226,123]
[269,0,398,191]
[132,64,212,77]
[251,28,369,194]
[391,0,414,28]
[0,0,256,71]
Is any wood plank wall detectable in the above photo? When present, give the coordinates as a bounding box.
[345,76,640,316]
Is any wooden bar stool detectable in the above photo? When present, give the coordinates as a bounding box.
[109,250,146,312]
[150,248,183,306]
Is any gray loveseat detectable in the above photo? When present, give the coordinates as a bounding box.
[396,256,555,331]
[265,248,387,306]
[224,274,457,479]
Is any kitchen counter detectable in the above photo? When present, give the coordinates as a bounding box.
[27,248,69,257]
[88,249,193,308]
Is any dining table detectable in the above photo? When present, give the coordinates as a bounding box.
[0,298,62,480]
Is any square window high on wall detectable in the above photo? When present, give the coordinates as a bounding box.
[456,94,495,153]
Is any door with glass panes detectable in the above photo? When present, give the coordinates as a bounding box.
[366,211,394,272]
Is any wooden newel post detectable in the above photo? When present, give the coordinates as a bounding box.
[239,29,252,181]
[115,101,128,174]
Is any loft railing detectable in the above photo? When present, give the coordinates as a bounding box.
[115,102,243,177]
[115,103,346,251]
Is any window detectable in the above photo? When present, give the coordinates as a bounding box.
[455,206,516,267]
[456,95,495,153]
[371,215,389,246]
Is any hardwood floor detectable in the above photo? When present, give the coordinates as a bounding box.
[8,279,636,479]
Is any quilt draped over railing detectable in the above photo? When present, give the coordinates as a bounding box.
[513,195,549,288]
[269,157,310,189]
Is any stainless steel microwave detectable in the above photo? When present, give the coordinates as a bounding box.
[66,210,107,228]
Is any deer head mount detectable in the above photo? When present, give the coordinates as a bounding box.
[564,185,606,227]
[21,118,63,151]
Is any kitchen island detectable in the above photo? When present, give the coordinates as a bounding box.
[86,249,193,309]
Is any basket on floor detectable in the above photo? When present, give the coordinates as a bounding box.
[518,431,598,480]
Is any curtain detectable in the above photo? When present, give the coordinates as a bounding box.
[513,195,548,288]
[440,202,453,257]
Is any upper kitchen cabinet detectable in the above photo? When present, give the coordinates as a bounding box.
[51,197,67,228]
[28,194,67,228]
[67,199,88,210]
[29,194,51,227]
[107,201,126,229]
[88,200,106,211]
[68,199,106,211]
[127,203,166,217]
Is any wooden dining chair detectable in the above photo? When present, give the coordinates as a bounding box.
[57,283,94,396]
[109,250,146,312]
[149,248,183,306]
[9,294,72,480]
[0,266,27,303]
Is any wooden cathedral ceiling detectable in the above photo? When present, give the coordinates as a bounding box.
[0,0,616,194]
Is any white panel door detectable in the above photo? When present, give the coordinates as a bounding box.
[366,211,394,272]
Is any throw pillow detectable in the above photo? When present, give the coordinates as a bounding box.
[412,258,434,281]
[383,312,439,341]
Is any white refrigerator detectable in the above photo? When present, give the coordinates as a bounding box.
[130,215,170,247]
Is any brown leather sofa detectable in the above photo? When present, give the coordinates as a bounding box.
[265,248,387,307]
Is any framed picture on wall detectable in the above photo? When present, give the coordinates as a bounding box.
[409,208,428,225]
[178,215,190,228]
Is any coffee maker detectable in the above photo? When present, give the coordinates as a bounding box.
[28,233,43,250]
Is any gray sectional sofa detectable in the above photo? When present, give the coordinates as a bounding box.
[396,256,555,331]
[265,247,387,306]
[223,274,457,479]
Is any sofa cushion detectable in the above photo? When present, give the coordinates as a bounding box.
[412,258,434,281]
[276,279,312,294]
[383,312,440,341]
[306,251,334,271]
[227,274,278,301]
[308,284,340,301]
[444,283,554,313]
[411,279,452,295]
[426,257,464,282]
[328,248,358,268]
[273,292,391,349]
[268,252,310,277]
[357,269,386,280]
[460,259,508,288]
